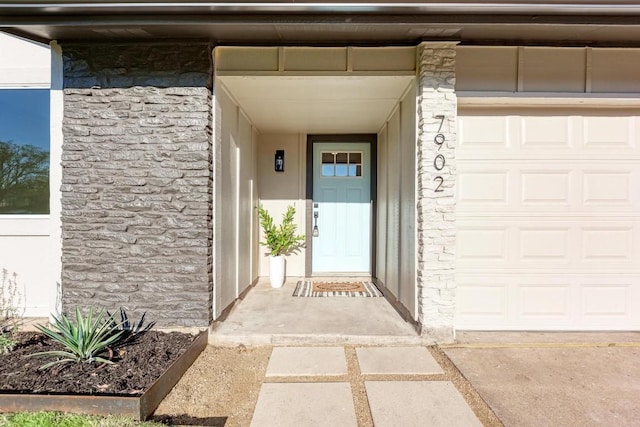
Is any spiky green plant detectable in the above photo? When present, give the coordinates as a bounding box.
[28,307,124,370]
[258,204,305,256]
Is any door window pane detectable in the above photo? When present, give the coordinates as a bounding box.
[0,89,50,214]
[322,164,335,177]
[320,151,363,178]
[335,152,348,164]
[335,164,348,176]
[321,152,335,176]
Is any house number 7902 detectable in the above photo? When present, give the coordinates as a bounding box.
[433,115,446,192]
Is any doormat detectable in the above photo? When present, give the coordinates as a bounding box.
[292,280,383,297]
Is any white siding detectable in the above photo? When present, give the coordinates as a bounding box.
[377,84,417,320]
[214,85,259,317]
[0,34,56,317]
[0,33,50,88]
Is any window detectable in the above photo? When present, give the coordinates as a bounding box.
[321,151,362,177]
[0,89,50,214]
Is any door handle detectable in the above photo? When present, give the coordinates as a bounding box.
[312,210,319,237]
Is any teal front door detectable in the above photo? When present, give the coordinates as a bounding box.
[312,142,371,274]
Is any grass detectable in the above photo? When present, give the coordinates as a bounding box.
[0,412,165,427]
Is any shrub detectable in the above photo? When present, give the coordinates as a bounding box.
[0,268,24,354]
[258,204,305,256]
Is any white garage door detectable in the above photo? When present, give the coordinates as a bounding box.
[456,107,640,330]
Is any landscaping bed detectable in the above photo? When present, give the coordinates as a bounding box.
[0,330,207,420]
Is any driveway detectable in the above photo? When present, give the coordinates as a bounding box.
[443,332,640,427]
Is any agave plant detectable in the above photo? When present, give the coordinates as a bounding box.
[28,307,124,370]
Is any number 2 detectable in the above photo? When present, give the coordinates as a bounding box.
[434,176,444,192]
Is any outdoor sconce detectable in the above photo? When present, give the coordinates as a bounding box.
[275,150,285,172]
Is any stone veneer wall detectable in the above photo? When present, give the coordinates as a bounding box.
[61,43,214,327]
[416,42,458,342]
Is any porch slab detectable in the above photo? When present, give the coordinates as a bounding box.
[365,381,482,427]
[266,347,347,377]
[210,278,422,345]
[250,382,357,427]
[356,346,443,375]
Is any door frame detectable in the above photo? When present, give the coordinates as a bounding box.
[305,134,378,277]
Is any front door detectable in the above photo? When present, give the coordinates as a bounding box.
[312,142,371,274]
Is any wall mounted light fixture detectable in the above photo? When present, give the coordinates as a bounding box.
[274,150,285,172]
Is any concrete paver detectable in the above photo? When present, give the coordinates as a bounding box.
[250,382,357,427]
[365,381,483,427]
[356,346,444,374]
[265,347,347,377]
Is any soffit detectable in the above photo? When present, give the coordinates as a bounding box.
[6,22,640,46]
[1,2,640,44]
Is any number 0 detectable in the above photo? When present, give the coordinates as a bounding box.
[433,154,446,171]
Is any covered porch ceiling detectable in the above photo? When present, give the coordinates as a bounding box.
[219,75,414,134]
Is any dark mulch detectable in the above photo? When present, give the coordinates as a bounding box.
[0,331,195,396]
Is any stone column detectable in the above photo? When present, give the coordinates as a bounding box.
[416,42,458,342]
[61,43,214,327]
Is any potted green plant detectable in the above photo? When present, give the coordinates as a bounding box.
[258,204,305,288]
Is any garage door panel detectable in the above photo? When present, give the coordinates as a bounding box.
[458,112,640,160]
[519,284,570,318]
[581,284,630,317]
[458,115,511,149]
[459,162,639,214]
[581,227,634,261]
[457,278,509,320]
[458,108,640,330]
[458,220,639,270]
[458,227,508,262]
[582,171,633,206]
[521,171,571,205]
[456,275,640,330]
[521,116,572,148]
[584,116,634,148]
[458,170,509,205]
[520,228,570,261]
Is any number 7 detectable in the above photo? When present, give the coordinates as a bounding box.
[435,115,445,133]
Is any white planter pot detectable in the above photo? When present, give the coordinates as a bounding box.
[269,255,286,288]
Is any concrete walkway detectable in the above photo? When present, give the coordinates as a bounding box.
[444,332,640,427]
[250,346,483,427]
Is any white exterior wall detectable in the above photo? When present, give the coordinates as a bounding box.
[0,33,57,317]
[377,82,417,320]
[213,83,259,318]
[0,33,50,89]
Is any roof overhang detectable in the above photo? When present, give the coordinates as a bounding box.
[2,1,640,45]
